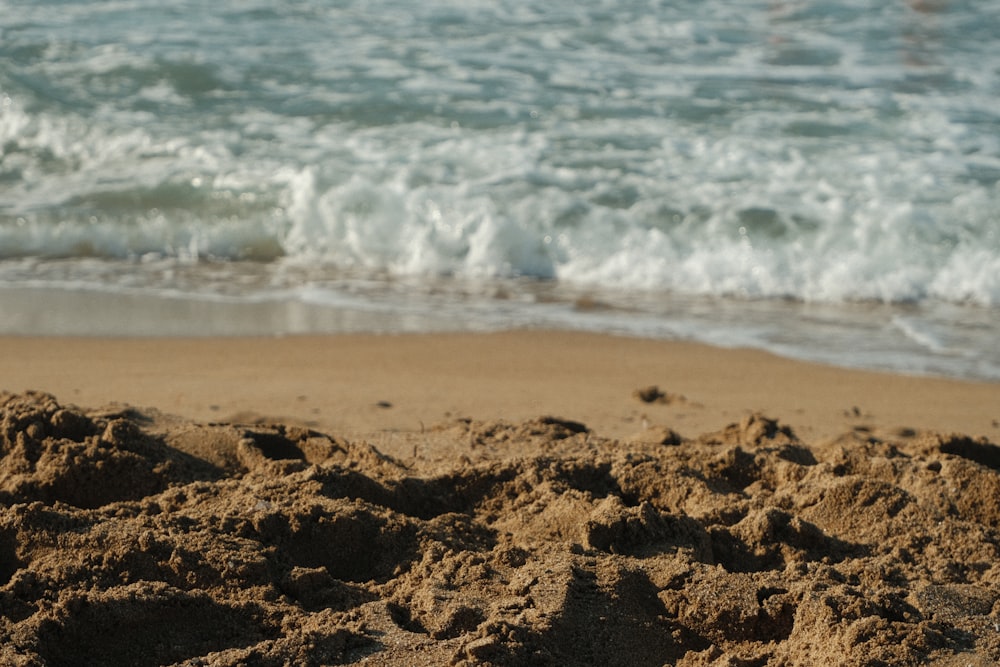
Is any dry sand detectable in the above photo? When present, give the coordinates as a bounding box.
[2,331,1000,666]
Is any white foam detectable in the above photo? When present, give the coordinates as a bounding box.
[2,0,1000,376]
[891,316,952,355]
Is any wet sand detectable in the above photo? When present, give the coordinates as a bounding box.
[3,331,999,445]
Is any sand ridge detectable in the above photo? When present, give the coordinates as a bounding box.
[2,391,1000,666]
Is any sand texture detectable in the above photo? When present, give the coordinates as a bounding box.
[3,388,1000,666]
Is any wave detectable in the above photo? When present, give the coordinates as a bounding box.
[2,153,998,306]
[2,0,999,307]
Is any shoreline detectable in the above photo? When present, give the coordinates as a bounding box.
[2,330,997,452]
[4,282,1000,385]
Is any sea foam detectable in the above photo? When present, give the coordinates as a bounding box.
[1,0,999,378]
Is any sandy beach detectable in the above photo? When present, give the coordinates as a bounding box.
[3,331,999,445]
[2,331,1000,665]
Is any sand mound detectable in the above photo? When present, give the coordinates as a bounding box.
[2,392,1000,666]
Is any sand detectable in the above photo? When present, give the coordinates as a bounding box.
[2,331,1000,666]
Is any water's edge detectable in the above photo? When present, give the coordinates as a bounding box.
[3,281,997,384]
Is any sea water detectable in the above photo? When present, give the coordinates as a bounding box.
[1,0,998,380]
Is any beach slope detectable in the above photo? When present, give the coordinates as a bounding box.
[2,332,999,665]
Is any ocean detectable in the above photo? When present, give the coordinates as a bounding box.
[1,0,998,381]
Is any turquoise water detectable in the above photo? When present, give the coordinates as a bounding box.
[1,0,999,379]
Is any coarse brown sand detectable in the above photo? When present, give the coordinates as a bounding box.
[2,332,1000,666]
